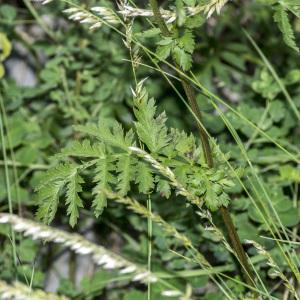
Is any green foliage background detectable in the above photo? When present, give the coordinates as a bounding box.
[0,0,300,299]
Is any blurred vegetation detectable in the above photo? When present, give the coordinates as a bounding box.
[0,0,300,299]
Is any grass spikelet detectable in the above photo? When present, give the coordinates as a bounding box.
[0,213,157,284]
[0,280,69,300]
[245,240,297,297]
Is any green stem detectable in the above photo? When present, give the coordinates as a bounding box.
[23,0,57,41]
[149,0,256,288]
[149,0,170,37]
[147,195,152,300]
[0,97,18,275]
[180,80,214,167]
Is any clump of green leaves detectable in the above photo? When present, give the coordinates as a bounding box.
[258,0,300,52]
[151,0,205,71]
[2,0,300,298]
[155,30,196,71]
[35,82,236,226]
[273,2,299,53]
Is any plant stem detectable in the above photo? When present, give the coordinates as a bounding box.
[23,0,57,41]
[147,195,152,300]
[180,80,214,167]
[149,0,256,288]
[0,104,18,275]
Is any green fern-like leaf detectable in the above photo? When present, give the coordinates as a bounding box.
[162,129,199,162]
[178,31,195,54]
[155,37,173,62]
[36,163,77,224]
[92,157,115,217]
[59,140,105,158]
[36,183,62,225]
[156,44,172,61]
[156,179,171,199]
[206,187,230,211]
[133,88,170,153]
[273,5,299,52]
[116,154,136,196]
[65,171,84,227]
[36,82,236,221]
[75,121,134,151]
[174,165,190,187]
[135,162,154,194]
[172,46,193,71]
[35,163,76,190]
